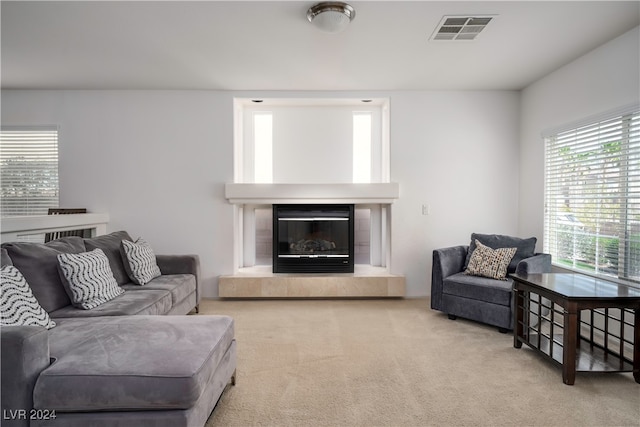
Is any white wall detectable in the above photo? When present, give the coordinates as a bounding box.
[1,90,236,298]
[390,91,521,293]
[519,26,640,247]
[1,89,520,297]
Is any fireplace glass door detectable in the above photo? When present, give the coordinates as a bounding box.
[273,204,354,273]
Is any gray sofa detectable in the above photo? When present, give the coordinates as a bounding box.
[1,231,236,427]
[431,233,551,332]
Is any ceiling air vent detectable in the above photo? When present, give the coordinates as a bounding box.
[430,15,495,41]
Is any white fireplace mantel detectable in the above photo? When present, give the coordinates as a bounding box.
[225,183,400,205]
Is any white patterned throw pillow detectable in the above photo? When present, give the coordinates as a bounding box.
[464,240,517,280]
[57,248,125,310]
[120,238,161,285]
[1,265,56,329]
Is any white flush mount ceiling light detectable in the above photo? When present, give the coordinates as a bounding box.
[307,2,355,33]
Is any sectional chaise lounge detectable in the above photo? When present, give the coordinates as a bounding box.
[1,231,236,427]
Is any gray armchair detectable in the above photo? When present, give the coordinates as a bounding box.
[431,233,551,332]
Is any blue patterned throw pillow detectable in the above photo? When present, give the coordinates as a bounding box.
[57,248,125,310]
[1,265,56,329]
[120,238,161,285]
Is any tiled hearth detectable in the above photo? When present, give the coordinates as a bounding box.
[219,266,405,298]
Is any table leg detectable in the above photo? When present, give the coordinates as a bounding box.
[634,309,639,384]
[563,304,578,385]
[514,288,524,349]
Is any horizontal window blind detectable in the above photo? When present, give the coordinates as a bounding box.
[1,127,59,217]
[544,107,639,283]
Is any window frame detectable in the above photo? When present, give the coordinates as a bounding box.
[542,105,639,285]
[0,126,60,217]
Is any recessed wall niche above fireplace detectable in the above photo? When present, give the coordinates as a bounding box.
[273,204,354,273]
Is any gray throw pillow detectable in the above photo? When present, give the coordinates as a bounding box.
[57,248,125,310]
[84,231,133,285]
[464,233,537,274]
[1,265,56,329]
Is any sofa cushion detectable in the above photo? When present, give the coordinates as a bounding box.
[120,238,161,285]
[57,248,126,310]
[464,233,537,274]
[84,231,132,285]
[1,265,56,329]
[1,237,86,313]
[1,248,12,267]
[443,272,513,306]
[465,240,516,280]
[34,315,235,411]
[49,289,172,318]
[121,274,196,307]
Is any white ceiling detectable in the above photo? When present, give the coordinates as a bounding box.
[2,1,639,91]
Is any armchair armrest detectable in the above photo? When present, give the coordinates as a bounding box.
[514,253,553,321]
[1,326,50,427]
[156,254,201,305]
[515,253,552,275]
[431,245,469,311]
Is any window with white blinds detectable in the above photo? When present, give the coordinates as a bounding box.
[543,107,639,284]
[0,127,59,217]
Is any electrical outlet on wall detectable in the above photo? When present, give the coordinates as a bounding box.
[422,204,430,216]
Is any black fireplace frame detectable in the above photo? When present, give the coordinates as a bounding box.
[272,204,354,273]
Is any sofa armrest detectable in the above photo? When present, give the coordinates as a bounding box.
[1,326,50,427]
[156,254,200,276]
[431,245,469,311]
[156,254,201,305]
[515,253,552,275]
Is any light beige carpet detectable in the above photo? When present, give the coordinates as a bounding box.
[203,298,639,427]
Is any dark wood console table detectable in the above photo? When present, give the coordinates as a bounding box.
[511,273,640,385]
